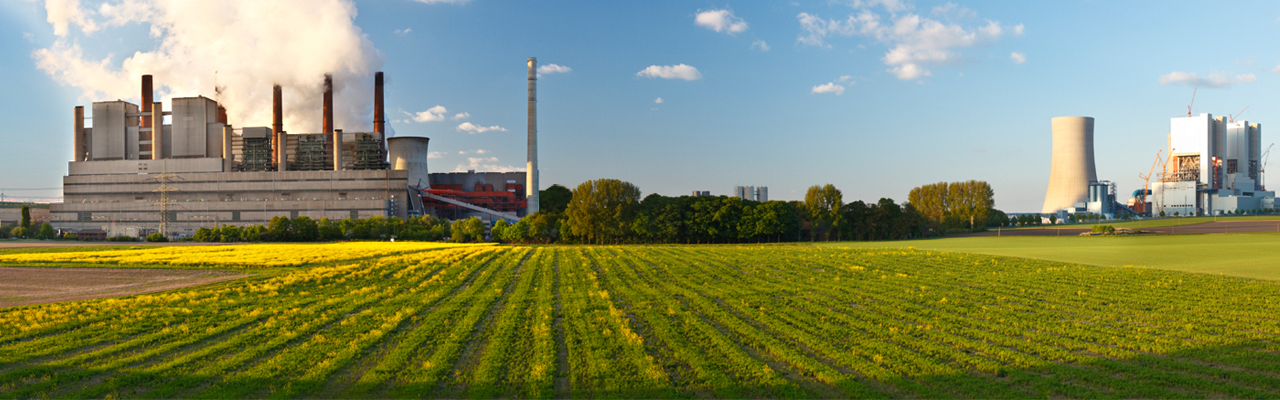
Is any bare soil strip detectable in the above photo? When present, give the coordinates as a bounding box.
[0,267,244,308]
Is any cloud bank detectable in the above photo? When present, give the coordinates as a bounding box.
[636,64,702,81]
[1158,71,1256,88]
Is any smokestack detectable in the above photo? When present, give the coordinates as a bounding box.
[527,57,539,215]
[141,75,153,159]
[74,106,85,162]
[223,125,233,172]
[374,72,385,140]
[273,84,283,166]
[333,129,343,171]
[323,74,333,141]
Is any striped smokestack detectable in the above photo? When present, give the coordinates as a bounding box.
[374,71,385,139]
[526,57,539,215]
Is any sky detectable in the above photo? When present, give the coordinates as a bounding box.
[3,0,1280,212]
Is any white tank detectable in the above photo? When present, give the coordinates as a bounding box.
[388,136,431,189]
[1043,116,1097,213]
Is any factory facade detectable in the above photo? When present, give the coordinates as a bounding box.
[50,64,541,238]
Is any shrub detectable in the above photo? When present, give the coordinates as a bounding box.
[144,233,169,242]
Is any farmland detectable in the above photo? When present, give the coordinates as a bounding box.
[4,243,1280,398]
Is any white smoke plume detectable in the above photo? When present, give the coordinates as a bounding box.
[34,0,384,133]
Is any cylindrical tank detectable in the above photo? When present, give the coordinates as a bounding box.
[388,136,430,189]
[1042,116,1097,213]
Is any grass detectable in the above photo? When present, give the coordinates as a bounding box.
[827,232,1280,281]
[1004,214,1280,230]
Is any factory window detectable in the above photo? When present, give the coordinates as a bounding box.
[135,196,144,202]
[339,192,348,200]
[1227,159,1238,174]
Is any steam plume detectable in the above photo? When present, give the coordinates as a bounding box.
[34,0,383,132]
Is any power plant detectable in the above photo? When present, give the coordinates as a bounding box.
[51,61,542,238]
[1042,112,1276,219]
[1150,113,1275,215]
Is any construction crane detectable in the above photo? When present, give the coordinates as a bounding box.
[1230,106,1249,123]
[1138,149,1164,216]
[1187,87,1197,116]
[1262,143,1274,191]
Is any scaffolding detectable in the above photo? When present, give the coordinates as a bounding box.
[352,133,389,170]
[293,134,331,171]
[239,136,274,172]
[1168,155,1200,182]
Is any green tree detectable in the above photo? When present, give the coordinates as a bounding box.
[293,216,319,242]
[804,184,843,241]
[539,184,573,214]
[20,206,31,230]
[219,225,242,242]
[37,223,54,240]
[145,232,169,242]
[565,179,641,244]
[267,216,293,242]
[465,217,486,242]
[491,220,509,242]
[1049,214,1057,225]
[11,227,28,238]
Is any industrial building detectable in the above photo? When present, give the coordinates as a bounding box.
[733,186,768,202]
[1151,113,1274,215]
[50,59,542,238]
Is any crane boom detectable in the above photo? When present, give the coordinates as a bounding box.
[1138,149,1163,216]
[1187,87,1197,116]
[1230,106,1249,123]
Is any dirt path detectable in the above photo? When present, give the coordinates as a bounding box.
[0,267,245,308]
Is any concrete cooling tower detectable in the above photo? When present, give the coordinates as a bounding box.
[1042,116,1098,213]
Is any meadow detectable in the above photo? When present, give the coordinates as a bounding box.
[833,233,1280,281]
[3,242,1280,398]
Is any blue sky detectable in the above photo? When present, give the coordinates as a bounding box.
[3,0,1280,212]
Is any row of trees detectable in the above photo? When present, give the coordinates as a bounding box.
[189,215,456,243]
[908,180,996,233]
[486,179,933,244]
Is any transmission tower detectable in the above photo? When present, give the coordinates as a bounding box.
[153,167,179,237]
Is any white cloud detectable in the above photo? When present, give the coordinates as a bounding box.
[414,0,471,4]
[45,0,99,37]
[845,0,911,13]
[1010,51,1026,64]
[931,3,976,20]
[406,106,448,123]
[23,32,35,42]
[812,82,845,95]
[33,0,383,131]
[536,63,571,77]
[457,122,507,134]
[452,112,470,120]
[654,97,664,104]
[837,75,853,82]
[636,64,702,81]
[1012,24,1025,36]
[751,40,770,51]
[1159,71,1256,88]
[428,151,445,159]
[797,8,1021,81]
[454,157,523,173]
[696,9,748,34]
[394,28,412,36]
[475,149,488,154]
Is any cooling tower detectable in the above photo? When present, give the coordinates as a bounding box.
[388,136,430,190]
[1042,116,1097,213]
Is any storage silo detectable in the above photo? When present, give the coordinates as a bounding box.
[388,136,431,190]
[1042,116,1097,213]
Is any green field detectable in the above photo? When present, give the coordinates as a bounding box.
[830,233,1280,281]
[4,243,1280,398]
[1005,214,1280,230]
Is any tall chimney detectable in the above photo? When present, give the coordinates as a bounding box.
[141,75,153,159]
[273,84,283,167]
[74,106,85,162]
[374,72,385,140]
[526,57,539,215]
[323,74,333,142]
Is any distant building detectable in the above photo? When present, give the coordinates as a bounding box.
[1152,113,1275,215]
[691,191,711,196]
[733,186,768,202]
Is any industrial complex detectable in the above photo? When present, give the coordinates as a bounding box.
[49,59,545,238]
[1042,112,1275,219]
